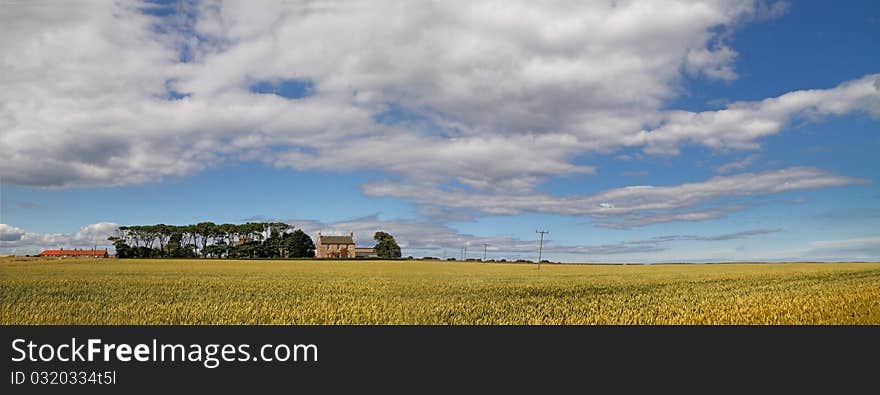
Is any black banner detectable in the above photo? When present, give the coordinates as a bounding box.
[1,326,877,393]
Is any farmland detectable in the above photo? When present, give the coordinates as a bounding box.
[2,257,879,325]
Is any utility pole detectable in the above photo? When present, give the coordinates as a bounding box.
[536,230,548,270]
[464,246,467,260]
[483,243,488,261]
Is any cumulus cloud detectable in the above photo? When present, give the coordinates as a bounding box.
[364,167,866,227]
[0,224,26,242]
[1,0,874,229]
[633,74,880,154]
[0,222,119,255]
[686,44,739,81]
[1,0,831,190]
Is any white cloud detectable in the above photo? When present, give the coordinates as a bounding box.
[686,44,738,81]
[633,74,880,154]
[0,0,819,191]
[0,224,26,242]
[755,0,790,20]
[639,228,781,242]
[593,208,734,229]
[0,222,119,255]
[715,154,758,174]
[0,1,874,229]
[364,167,866,227]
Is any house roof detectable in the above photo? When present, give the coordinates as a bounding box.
[318,235,354,244]
[39,249,108,256]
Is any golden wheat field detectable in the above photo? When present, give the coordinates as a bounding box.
[1,257,879,325]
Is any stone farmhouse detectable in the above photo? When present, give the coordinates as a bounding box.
[315,232,377,258]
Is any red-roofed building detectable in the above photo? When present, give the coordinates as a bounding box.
[38,249,109,258]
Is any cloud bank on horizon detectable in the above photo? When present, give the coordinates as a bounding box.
[0,0,878,260]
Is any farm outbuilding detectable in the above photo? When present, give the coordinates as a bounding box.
[38,249,109,258]
[355,247,378,258]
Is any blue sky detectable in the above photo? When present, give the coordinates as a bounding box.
[1,0,878,261]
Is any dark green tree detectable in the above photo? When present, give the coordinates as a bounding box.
[195,222,217,257]
[108,236,132,258]
[202,241,227,258]
[284,229,315,258]
[233,241,260,259]
[166,232,197,258]
[374,231,401,259]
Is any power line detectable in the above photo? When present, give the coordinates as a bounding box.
[536,230,549,270]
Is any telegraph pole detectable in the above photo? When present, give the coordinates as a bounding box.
[483,243,488,261]
[536,230,548,270]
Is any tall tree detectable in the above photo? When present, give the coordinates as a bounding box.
[285,229,315,258]
[374,231,401,259]
[195,222,217,257]
[107,236,132,258]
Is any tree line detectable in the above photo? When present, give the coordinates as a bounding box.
[108,222,314,259]
[108,222,401,259]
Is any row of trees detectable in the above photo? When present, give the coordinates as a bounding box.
[109,222,315,259]
[108,222,401,259]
